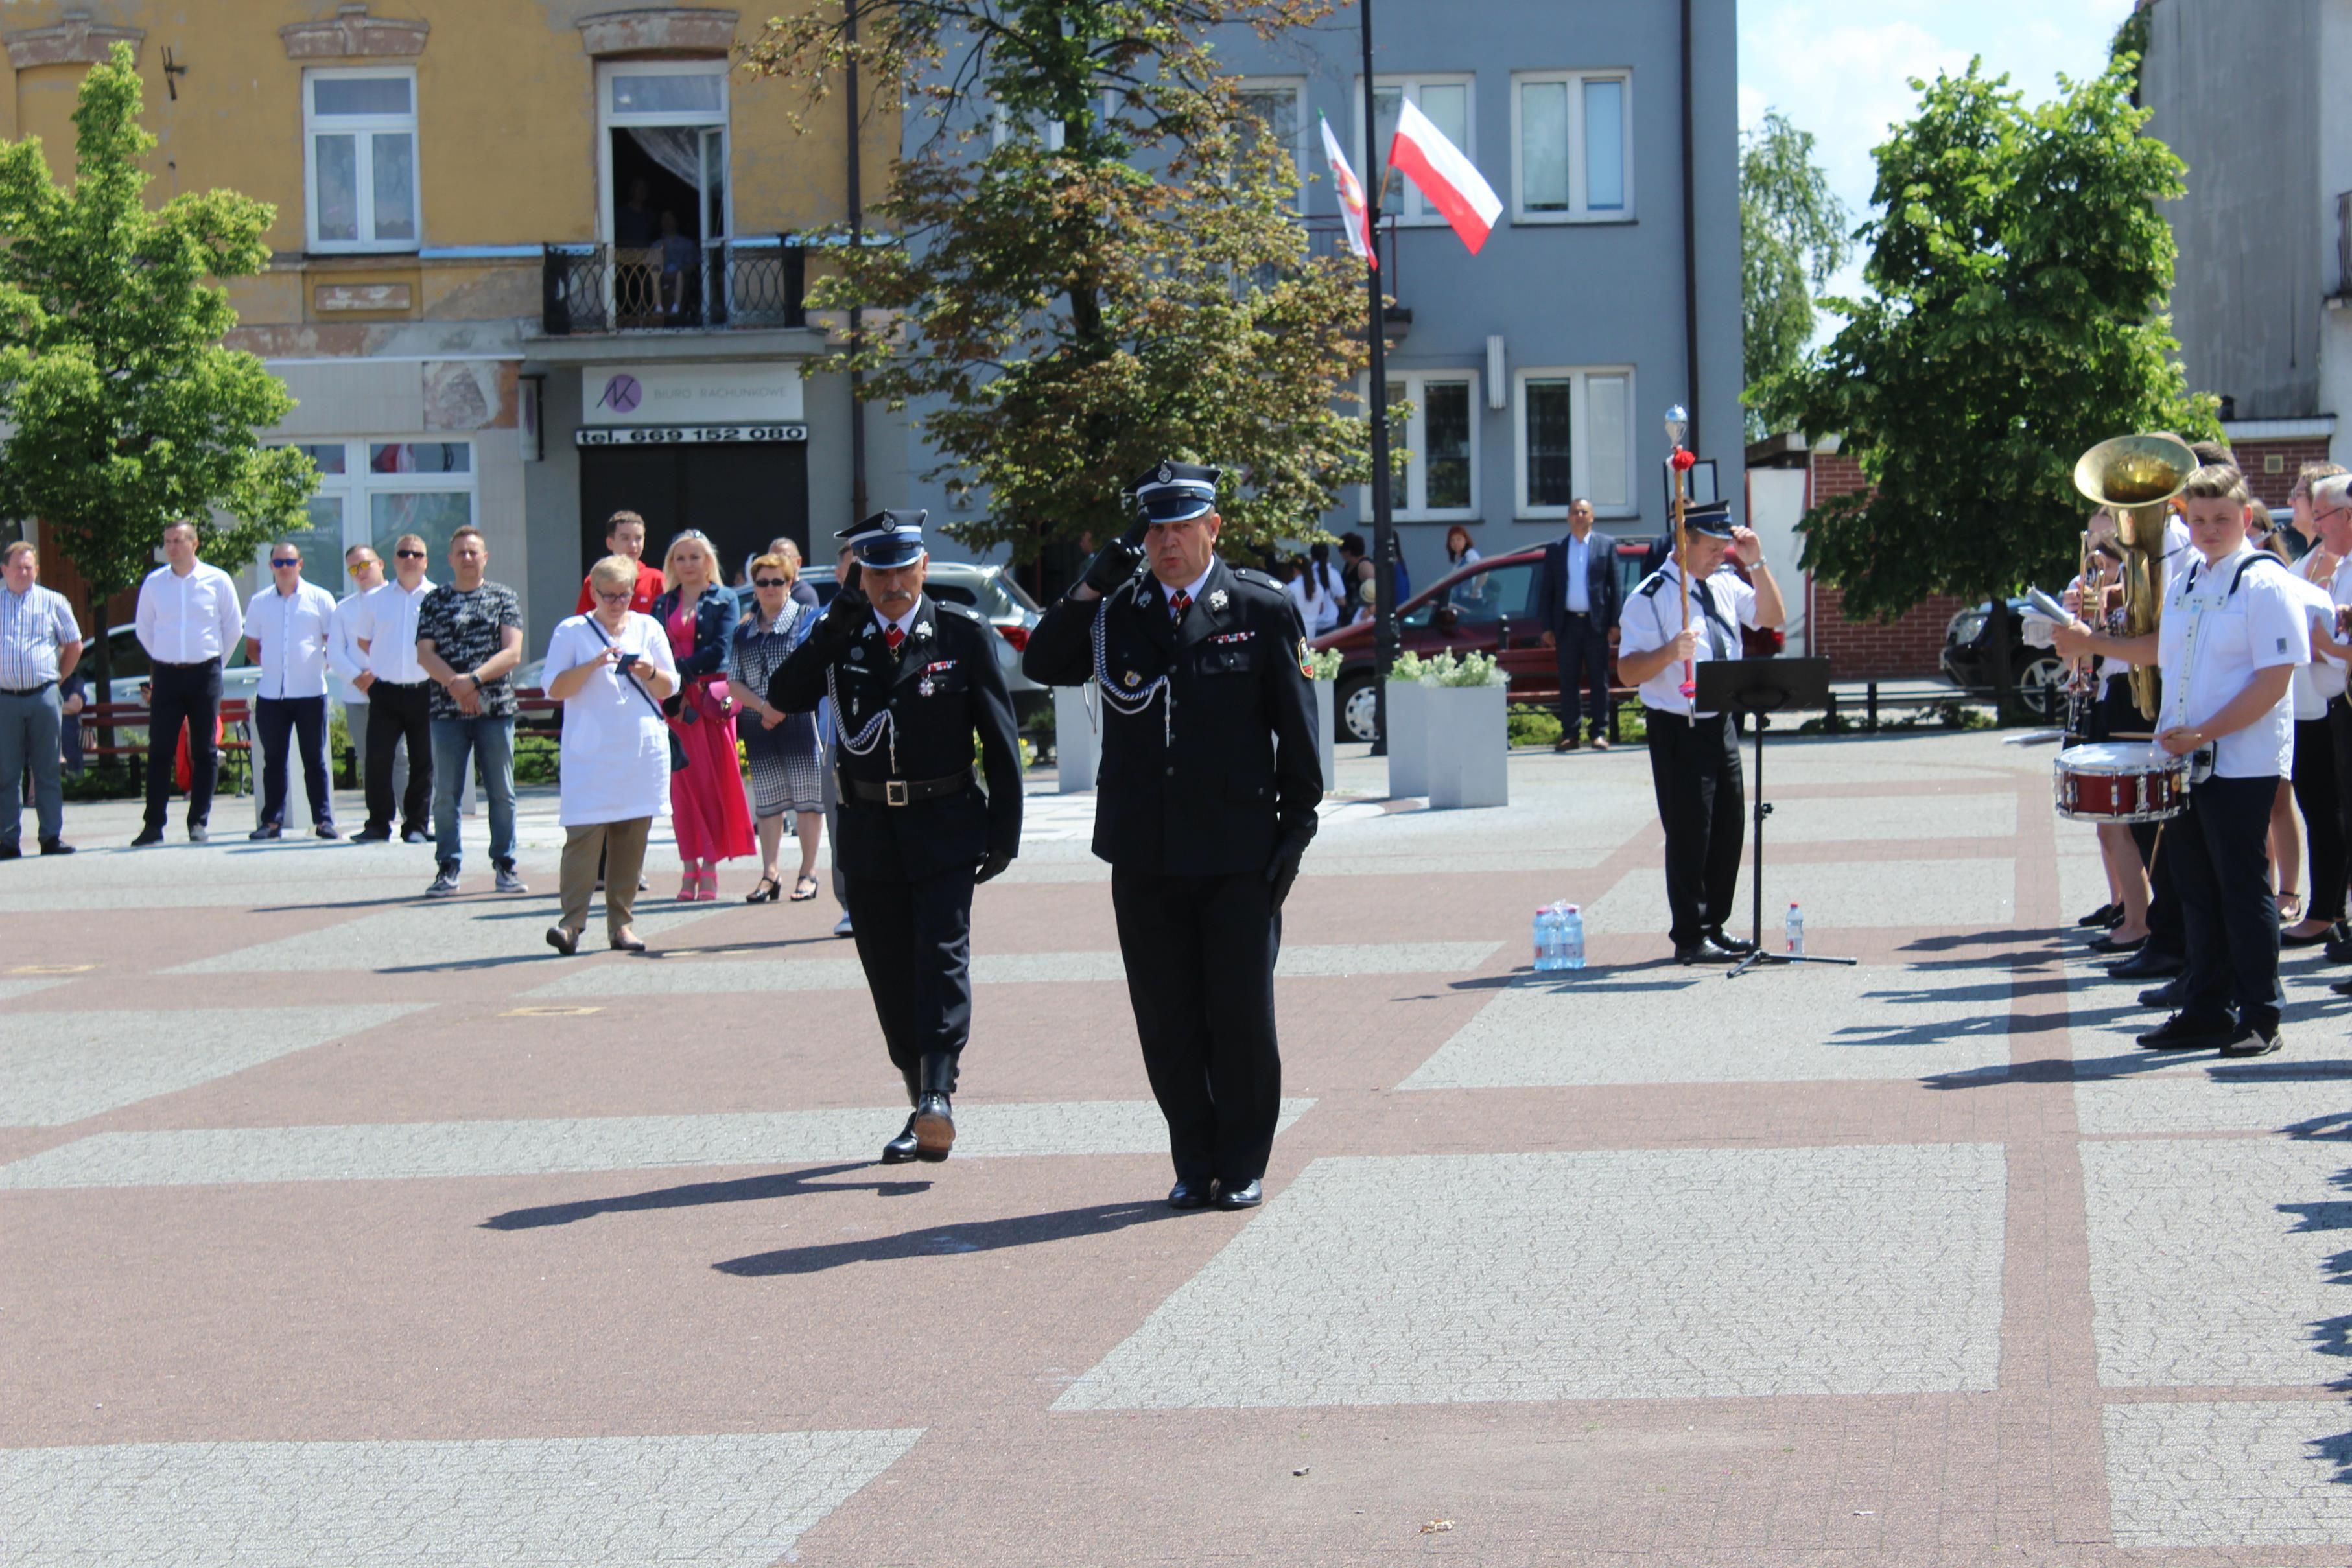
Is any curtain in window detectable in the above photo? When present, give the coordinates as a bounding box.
[1525,379,1573,507]
[626,127,706,194]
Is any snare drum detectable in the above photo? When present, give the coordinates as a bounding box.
[2053,742,2189,823]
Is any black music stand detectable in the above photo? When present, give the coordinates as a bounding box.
[1692,657,1858,978]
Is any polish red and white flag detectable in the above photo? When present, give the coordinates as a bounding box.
[1387,99,1503,254]
[1318,112,1376,270]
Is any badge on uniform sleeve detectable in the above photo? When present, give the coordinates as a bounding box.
[1207,589,1229,611]
[1298,637,1312,675]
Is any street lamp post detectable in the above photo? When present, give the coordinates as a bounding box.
[1358,0,1396,756]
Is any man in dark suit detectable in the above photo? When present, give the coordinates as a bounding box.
[1536,498,1623,750]
[1024,461,1323,1211]
[767,511,1024,1164]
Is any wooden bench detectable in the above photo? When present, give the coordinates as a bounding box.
[79,699,255,792]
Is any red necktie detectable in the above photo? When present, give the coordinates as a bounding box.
[1168,589,1191,624]
[885,625,906,653]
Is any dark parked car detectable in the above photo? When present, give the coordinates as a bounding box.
[1939,598,2064,719]
[1311,544,1783,743]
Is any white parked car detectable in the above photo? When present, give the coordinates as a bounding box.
[99,624,262,706]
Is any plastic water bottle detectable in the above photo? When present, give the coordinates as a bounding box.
[1533,906,1559,971]
[1785,902,1805,955]
[1559,904,1586,970]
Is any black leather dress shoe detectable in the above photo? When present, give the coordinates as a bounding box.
[2324,926,2352,963]
[911,1053,957,1162]
[880,1115,922,1165]
[1214,1178,1263,1210]
[37,839,70,856]
[1675,937,1738,966]
[2076,901,2120,929]
[2108,948,2185,981]
[2330,974,2352,998]
[2284,923,2336,948]
[2136,1012,2232,1051]
[2220,1022,2283,1057]
[1704,928,1757,955]
[1167,1178,1212,1210]
[2137,977,2189,1009]
[248,824,281,841]
[2086,933,2144,955]
[129,828,163,847]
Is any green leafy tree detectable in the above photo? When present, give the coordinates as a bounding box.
[0,43,313,699]
[1766,57,2214,710]
[1740,110,1849,439]
[745,0,1373,560]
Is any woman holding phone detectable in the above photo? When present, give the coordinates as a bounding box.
[542,554,679,954]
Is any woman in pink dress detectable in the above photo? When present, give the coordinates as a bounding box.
[650,531,755,898]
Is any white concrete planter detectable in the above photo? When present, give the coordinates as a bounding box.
[1311,681,1336,788]
[1053,685,1098,793]
[1422,683,1509,810]
[1383,679,1428,798]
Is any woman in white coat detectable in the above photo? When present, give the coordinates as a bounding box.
[543,554,679,954]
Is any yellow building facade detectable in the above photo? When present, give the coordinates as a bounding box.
[6,2,893,628]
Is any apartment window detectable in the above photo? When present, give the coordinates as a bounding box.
[305,70,418,252]
[280,443,351,574]
[264,439,477,580]
[990,102,1066,150]
[1513,368,1634,518]
[1513,72,1632,222]
[1359,74,1474,226]
[1236,77,1308,184]
[1361,371,1480,520]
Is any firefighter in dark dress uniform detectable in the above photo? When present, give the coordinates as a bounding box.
[766,511,1024,1164]
[1024,462,1323,1210]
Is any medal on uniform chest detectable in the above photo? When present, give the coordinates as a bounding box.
[1123,670,1141,688]
[918,676,935,697]
[1207,589,1228,611]
[915,622,932,642]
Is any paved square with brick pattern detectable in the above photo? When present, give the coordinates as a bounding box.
[5,729,2351,1565]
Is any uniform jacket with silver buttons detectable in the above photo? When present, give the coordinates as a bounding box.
[767,593,1022,882]
[1025,556,1322,878]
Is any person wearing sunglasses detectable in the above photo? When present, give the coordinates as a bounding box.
[241,542,340,840]
[729,552,824,903]
[348,533,436,843]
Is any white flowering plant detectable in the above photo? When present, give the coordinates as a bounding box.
[1390,649,1506,688]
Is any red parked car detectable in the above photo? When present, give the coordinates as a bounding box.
[1311,543,1782,743]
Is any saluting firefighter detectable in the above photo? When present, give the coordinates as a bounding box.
[1615,498,1787,963]
[766,511,1024,1163]
[1024,462,1322,1211]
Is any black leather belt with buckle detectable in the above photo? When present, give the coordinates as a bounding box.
[848,767,974,806]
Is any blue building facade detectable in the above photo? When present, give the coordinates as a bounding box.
[888,0,1743,592]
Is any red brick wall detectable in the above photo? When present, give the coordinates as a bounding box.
[1803,452,1966,680]
[2230,437,2335,509]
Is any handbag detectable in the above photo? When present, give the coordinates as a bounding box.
[587,617,688,772]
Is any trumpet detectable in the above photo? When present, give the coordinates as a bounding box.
[2073,434,2198,722]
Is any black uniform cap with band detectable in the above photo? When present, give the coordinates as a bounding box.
[838,509,928,568]
[1131,462,1221,524]
[1682,498,1735,541]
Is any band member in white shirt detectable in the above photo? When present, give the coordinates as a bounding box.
[131,519,244,845]
[2056,465,2306,1056]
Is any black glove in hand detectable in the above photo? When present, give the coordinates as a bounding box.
[1079,522,1147,595]
[975,850,1012,885]
[817,576,872,647]
[1265,828,1311,909]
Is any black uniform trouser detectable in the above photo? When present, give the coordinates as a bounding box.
[364,681,432,836]
[255,695,331,828]
[1111,869,1282,1186]
[846,863,976,1090]
[1645,708,1744,948]
[1553,615,1611,740]
[2168,772,2283,1033]
[2105,679,2185,959]
[2331,699,2352,926]
[2294,714,2346,925]
[142,659,221,832]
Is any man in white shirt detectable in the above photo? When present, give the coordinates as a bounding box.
[349,532,436,843]
[2057,465,2305,1056]
[1616,499,1786,963]
[326,544,401,805]
[243,541,341,840]
[131,519,244,845]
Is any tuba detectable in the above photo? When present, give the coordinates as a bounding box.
[2074,433,2198,722]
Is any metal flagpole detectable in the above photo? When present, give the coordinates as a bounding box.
[1359,0,1396,756]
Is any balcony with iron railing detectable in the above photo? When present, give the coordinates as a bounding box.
[540,238,808,335]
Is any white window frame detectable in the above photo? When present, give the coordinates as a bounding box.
[1355,73,1477,228]
[274,439,478,553]
[1511,366,1638,521]
[1358,369,1481,522]
[1510,70,1634,224]
[597,59,733,246]
[302,68,419,253]
[1236,76,1309,187]
[989,99,1066,150]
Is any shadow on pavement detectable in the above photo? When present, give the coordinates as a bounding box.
[480,1162,930,1230]
[712,1199,1185,1277]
